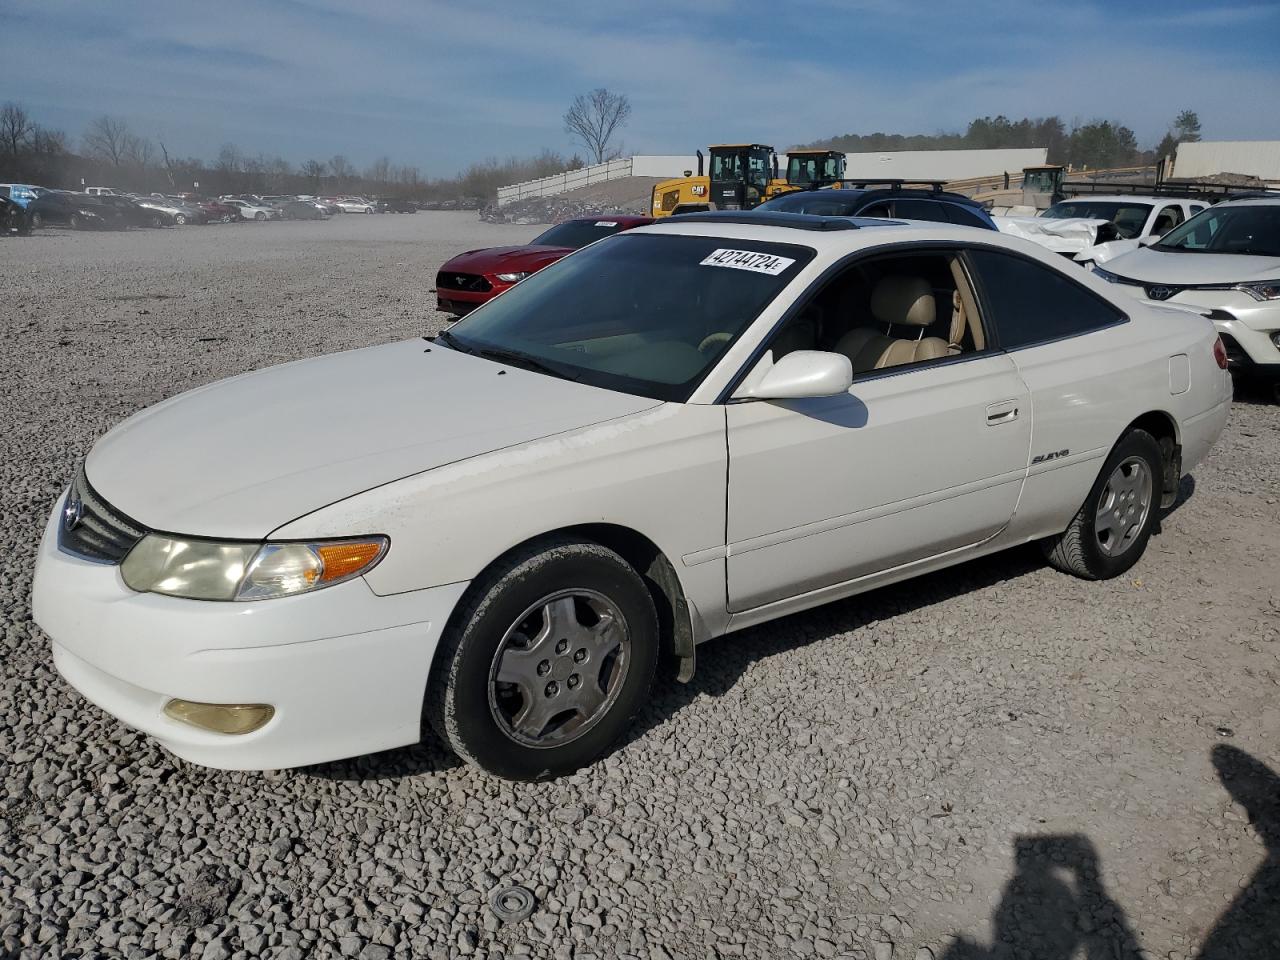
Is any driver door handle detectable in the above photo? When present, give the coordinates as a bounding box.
[986,399,1020,425]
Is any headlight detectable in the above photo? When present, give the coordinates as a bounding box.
[1091,265,1121,283]
[121,535,388,601]
[495,271,531,283]
[1234,281,1280,302]
[78,209,97,217]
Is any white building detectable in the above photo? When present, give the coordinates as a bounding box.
[1170,140,1280,184]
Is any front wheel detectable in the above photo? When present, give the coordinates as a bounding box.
[174,213,186,225]
[1041,429,1163,580]
[425,538,658,780]
[68,214,82,230]
[30,212,43,228]
[255,212,265,221]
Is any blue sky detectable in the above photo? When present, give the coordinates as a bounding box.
[6,0,1279,177]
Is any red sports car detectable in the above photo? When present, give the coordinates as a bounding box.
[435,214,654,315]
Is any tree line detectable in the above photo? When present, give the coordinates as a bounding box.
[2,98,1206,202]
[0,102,585,203]
[797,111,1203,171]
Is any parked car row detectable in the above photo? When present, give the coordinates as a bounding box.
[0,183,423,234]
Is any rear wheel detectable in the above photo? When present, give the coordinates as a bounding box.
[426,538,658,780]
[255,212,266,221]
[30,212,43,228]
[174,213,187,225]
[149,214,163,228]
[68,214,82,230]
[1042,429,1163,580]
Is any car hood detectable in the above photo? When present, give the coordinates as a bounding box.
[1104,246,1280,284]
[442,245,573,275]
[85,340,661,540]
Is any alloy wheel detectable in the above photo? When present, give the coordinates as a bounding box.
[488,590,630,748]
[1094,456,1152,557]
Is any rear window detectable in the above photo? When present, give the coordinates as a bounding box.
[757,192,864,216]
[531,220,632,249]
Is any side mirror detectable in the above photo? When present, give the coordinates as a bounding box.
[734,350,853,400]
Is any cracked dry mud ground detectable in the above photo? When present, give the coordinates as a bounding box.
[2,213,1278,960]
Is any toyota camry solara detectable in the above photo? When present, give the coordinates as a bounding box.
[32,212,1232,780]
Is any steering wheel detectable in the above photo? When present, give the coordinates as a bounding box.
[698,332,732,355]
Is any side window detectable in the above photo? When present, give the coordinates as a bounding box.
[892,198,950,223]
[966,249,1125,349]
[765,250,984,376]
[1151,204,1184,235]
[942,202,991,229]
[858,202,892,218]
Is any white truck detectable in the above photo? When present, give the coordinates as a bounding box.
[995,194,1208,268]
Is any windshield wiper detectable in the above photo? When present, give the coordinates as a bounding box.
[433,328,472,353]
[472,345,580,381]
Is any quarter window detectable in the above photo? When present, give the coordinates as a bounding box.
[966,249,1124,349]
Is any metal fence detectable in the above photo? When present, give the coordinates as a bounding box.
[496,158,634,206]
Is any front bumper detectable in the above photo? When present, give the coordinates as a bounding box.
[32,497,468,770]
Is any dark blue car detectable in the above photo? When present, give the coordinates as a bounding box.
[756,182,997,230]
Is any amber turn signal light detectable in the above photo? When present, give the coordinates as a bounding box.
[317,541,386,582]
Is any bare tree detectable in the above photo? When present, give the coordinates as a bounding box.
[301,159,326,191]
[367,155,392,184]
[215,142,243,174]
[124,135,154,169]
[563,88,631,165]
[0,102,36,155]
[82,115,138,167]
[328,154,354,189]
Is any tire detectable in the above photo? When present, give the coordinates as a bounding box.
[149,215,163,228]
[68,214,81,230]
[255,212,265,221]
[1041,429,1163,580]
[174,213,186,225]
[30,212,43,229]
[426,537,659,780]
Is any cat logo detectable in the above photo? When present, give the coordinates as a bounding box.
[691,185,707,197]
[1031,449,1070,465]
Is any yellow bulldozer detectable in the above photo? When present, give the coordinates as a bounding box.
[650,145,846,217]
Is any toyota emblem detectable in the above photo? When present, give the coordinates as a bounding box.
[63,494,85,532]
[1146,285,1176,301]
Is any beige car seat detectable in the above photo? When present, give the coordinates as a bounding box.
[834,275,950,373]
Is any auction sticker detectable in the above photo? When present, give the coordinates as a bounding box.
[700,248,795,276]
[595,221,618,227]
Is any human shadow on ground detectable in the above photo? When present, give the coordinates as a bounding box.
[940,835,1144,960]
[939,746,1280,959]
[1195,744,1280,959]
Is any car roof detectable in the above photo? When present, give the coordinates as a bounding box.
[1054,195,1169,204]
[637,212,1019,249]
[565,214,652,225]
[1216,196,1280,208]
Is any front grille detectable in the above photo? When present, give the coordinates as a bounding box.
[57,466,148,564]
[436,271,492,293]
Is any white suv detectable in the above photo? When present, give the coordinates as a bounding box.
[1096,197,1280,398]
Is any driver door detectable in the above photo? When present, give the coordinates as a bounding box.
[724,249,1031,613]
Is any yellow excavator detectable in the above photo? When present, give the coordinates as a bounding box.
[650,145,846,217]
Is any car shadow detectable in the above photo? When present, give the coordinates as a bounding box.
[306,735,462,782]
[1155,472,1197,527]
[621,543,1046,751]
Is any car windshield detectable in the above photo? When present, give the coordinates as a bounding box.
[757,192,864,216]
[1041,201,1154,238]
[444,233,814,401]
[1154,204,1280,257]
[531,220,630,248]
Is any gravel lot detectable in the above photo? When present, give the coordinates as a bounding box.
[2,213,1278,960]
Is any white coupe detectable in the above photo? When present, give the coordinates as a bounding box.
[32,212,1232,779]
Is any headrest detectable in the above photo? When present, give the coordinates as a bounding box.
[871,275,935,328]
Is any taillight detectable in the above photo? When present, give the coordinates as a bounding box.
[1213,336,1229,370]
